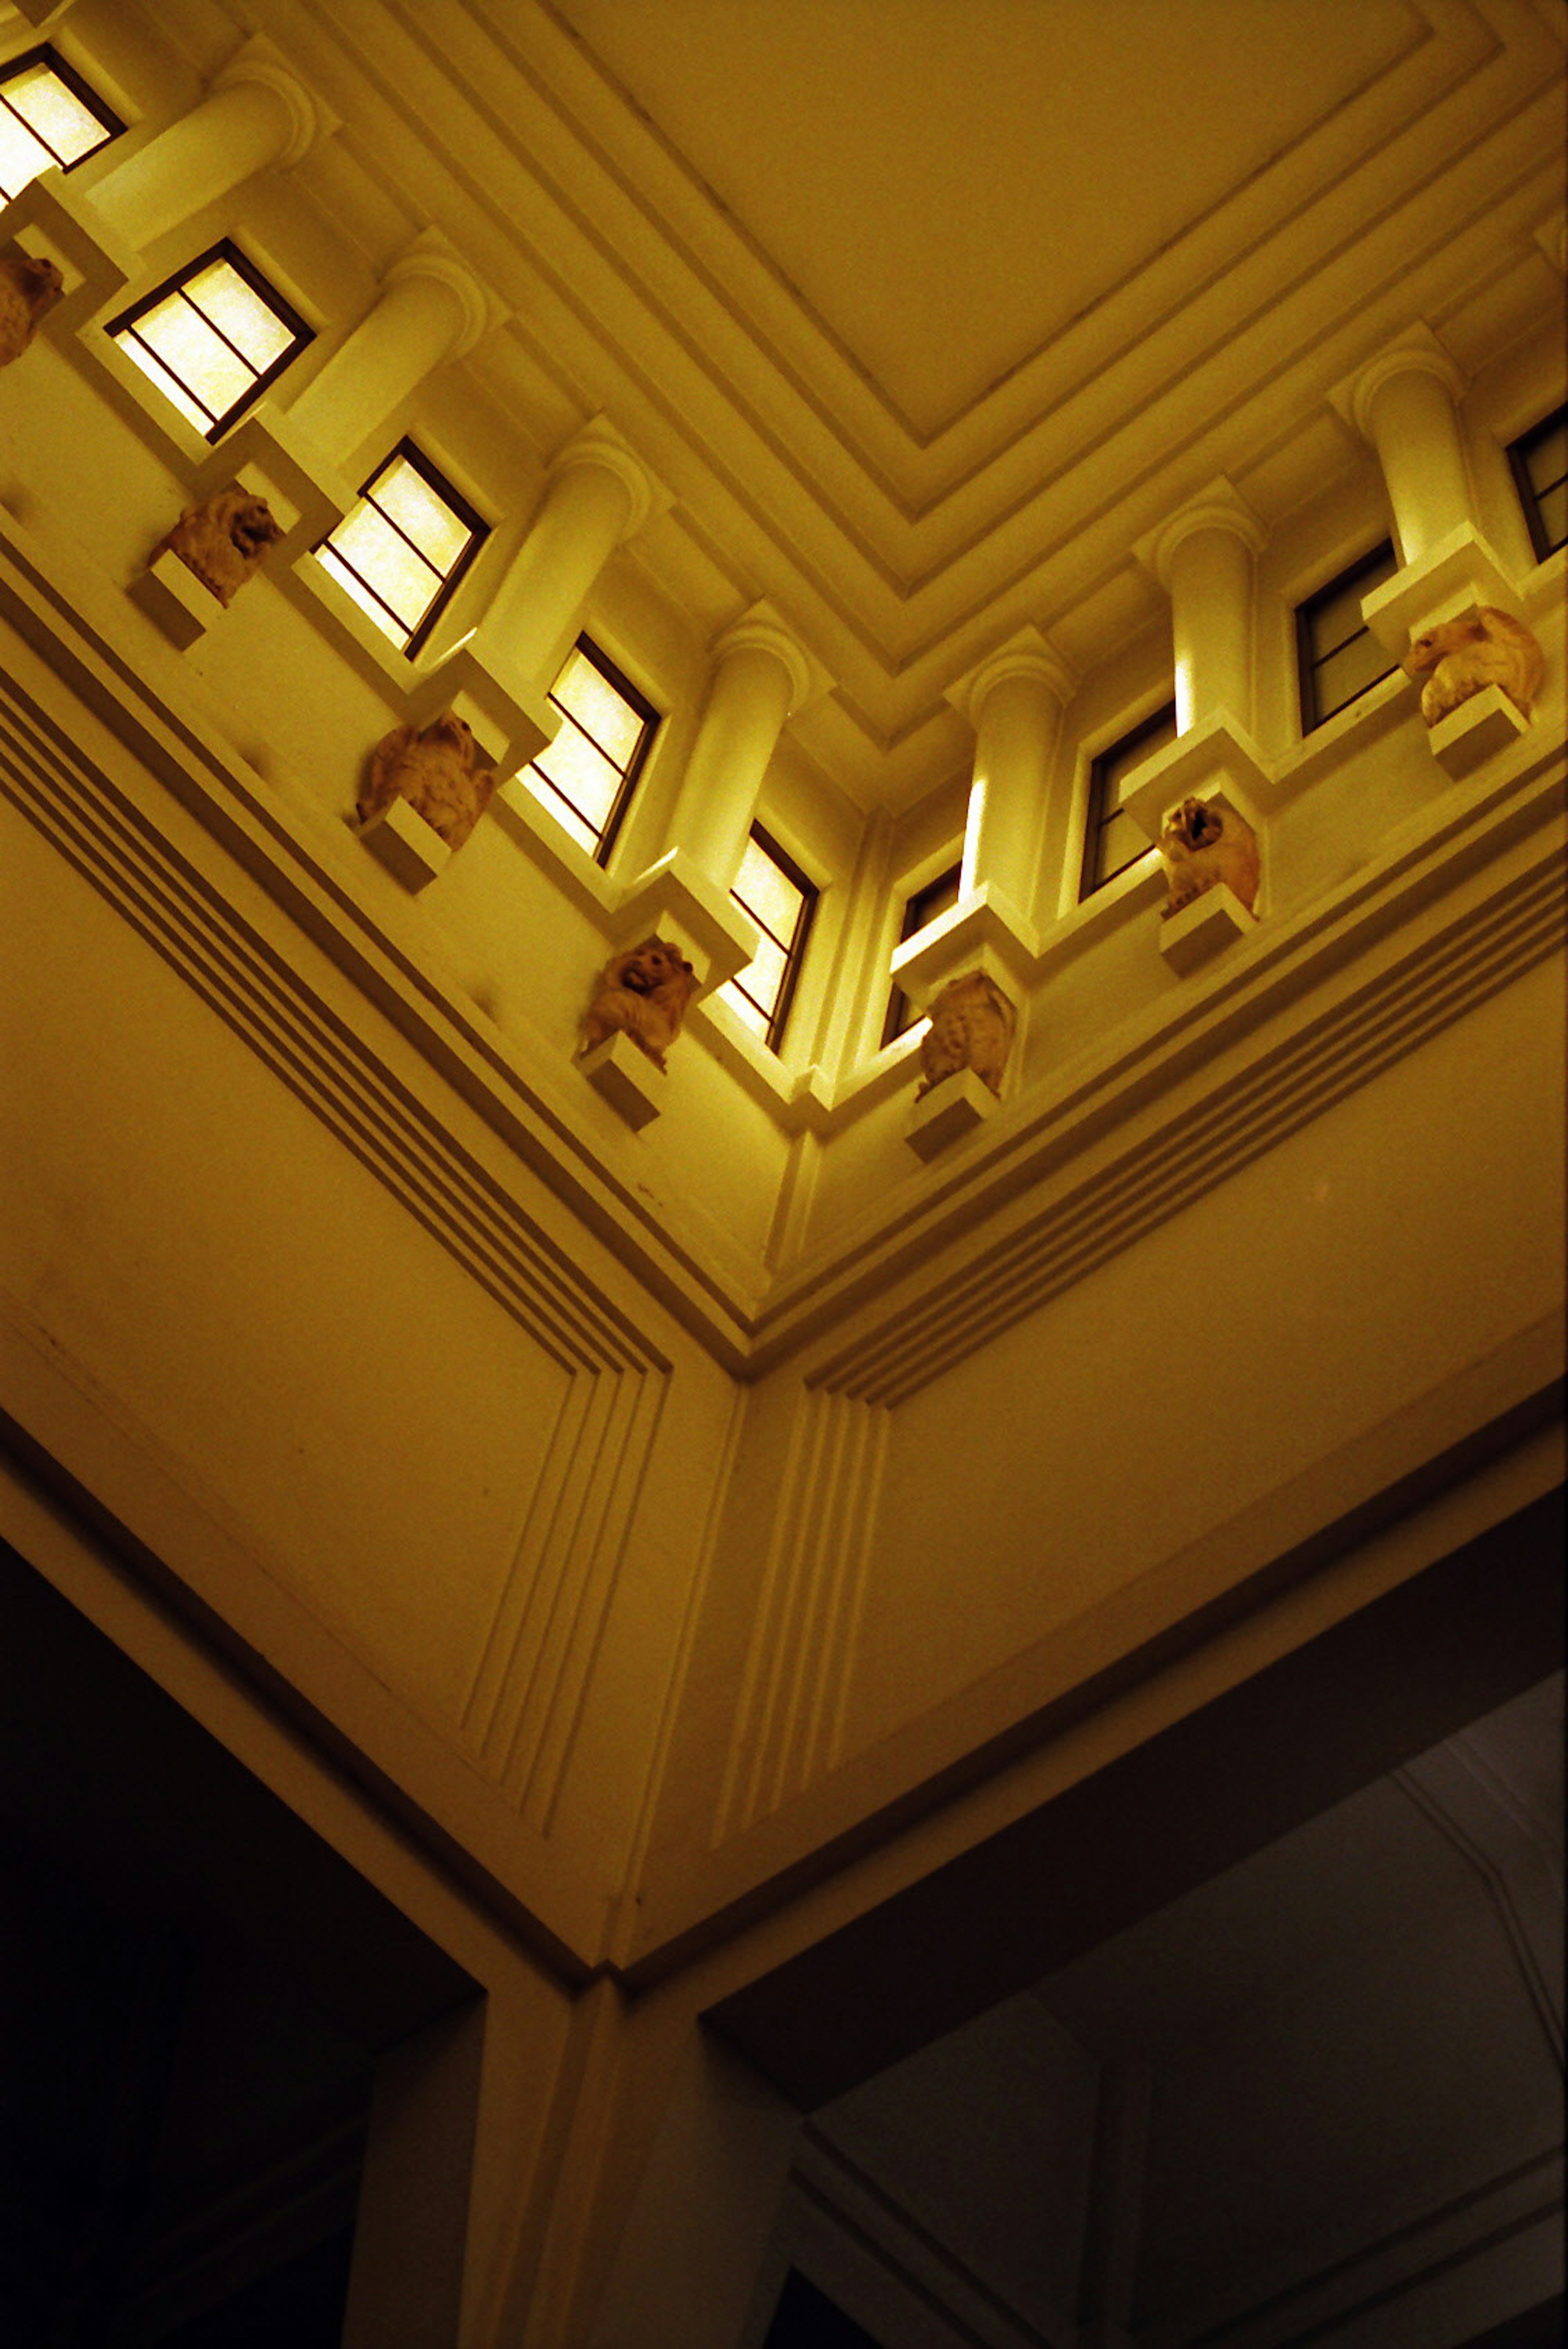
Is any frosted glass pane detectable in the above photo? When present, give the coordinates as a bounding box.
[733,837,803,946]
[519,767,599,857]
[113,334,213,436]
[718,980,771,1040]
[554,650,644,765]
[129,293,251,421]
[185,258,294,370]
[732,929,787,1021]
[373,456,470,570]
[8,62,108,166]
[0,110,49,197]
[327,502,438,630]
[316,546,409,647]
[532,717,621,836]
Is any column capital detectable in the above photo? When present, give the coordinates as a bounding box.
[212,34,339,169]
[945,624,1076,728]
[384,229,508,359]
[550,416,673,542]
[711,600,833,715]
[1535,214,1566,276]
[1329,322,1466,443]
[1134,478,1267,588]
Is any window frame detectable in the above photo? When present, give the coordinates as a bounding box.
[1079,700,1176,902]
[523,634,661,868]
[315,439,489,660]
[881,860,962,1049]
[1506,403,1567,565]
[0,44,122,195]
[726,822,819,1055]
[1294,539,1399,735]
[105,238,313,443]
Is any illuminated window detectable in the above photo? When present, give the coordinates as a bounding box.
[1508,403,1567,562]
[0,47,121,198]
[107,240,311,441]
[1295,541,1399,733]
[882,861,961,1047]
[1080,701,1175,900]
[722,825,817,1053]
[316,443,487,657]
[521,637,659,864]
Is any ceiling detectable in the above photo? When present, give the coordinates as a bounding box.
[143,0,1568,800]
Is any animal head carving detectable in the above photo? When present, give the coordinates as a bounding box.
[608,938,696,1001]
[418,710,481,768]
[0,251,64,365]
[1401,606,1544,725]
[1162,796,1225,855]
[217,490,285,559]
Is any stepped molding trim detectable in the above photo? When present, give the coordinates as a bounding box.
[715,1388,890,1842]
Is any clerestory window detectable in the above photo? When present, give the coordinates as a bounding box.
[520,636,659,866]
[882,862,962,1047]
[316,441,487,657]
[107,240,312,441]
[0,46,121,198]
[722,825,817,1054]
[1295,541,1399,733]
[1080,702,1176,900]
[1508,403,1567,563]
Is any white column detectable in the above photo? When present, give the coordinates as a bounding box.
[958,634,1076,915]
[483,420,666,687]
[88,43,331,253]
[666,609,814,894]
[1145,486,1266,734]
[1348,343,1471,566]
[287,239,494,469]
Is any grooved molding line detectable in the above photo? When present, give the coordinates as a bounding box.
[811,840,1567,1409]
[0,677,662,1386]
[716,1386,889,1842]
[462,1360,667,1832]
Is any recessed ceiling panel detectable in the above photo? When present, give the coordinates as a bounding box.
[555,0,1422,438]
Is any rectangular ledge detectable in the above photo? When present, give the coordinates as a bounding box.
[1362,526,1521,651]
[1423,684,1531,781]
[1159,882,1257,976]
[130,549,227,649]
[891,882,1037,1007]
[488,777,617,924]
[198,401,355,566]
[355,795,451,892]
[578,1031,664,1130]
[0,167,134,336]
[1272,670,1413,800]
[1035,853,1166,976]
[406,640,557,783]
[1122,714,1273,842]
[906,1064,1002,1159]
[613,850,761,996]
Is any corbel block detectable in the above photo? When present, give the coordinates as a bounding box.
[355,795,451,891]
[578,1032,664,1130]
[1158,883,1256,977]
[1423,685,1531,781]
[905,1066,1001,1160]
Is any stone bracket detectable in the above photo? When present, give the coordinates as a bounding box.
[356,795,451,891]
[1423,685,1531,781]
[1361,525,1521,652]
[130,550,226,648]
[1159,883,1257,976]
[579,1032,664,1130]
[1121,713,1273,843]
[406,642,557,783]
[890,882,1037,1009]
[906,1066,1002,1160]
[612,850,760,997]
[0,167,135,336]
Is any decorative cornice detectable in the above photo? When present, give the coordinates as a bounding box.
[946,624,1077,729]
[1135,478,1268,589]
[1330,322,1467,444]
[712,599,834,716]
[213,34,340,170]
[549,416,674,542]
